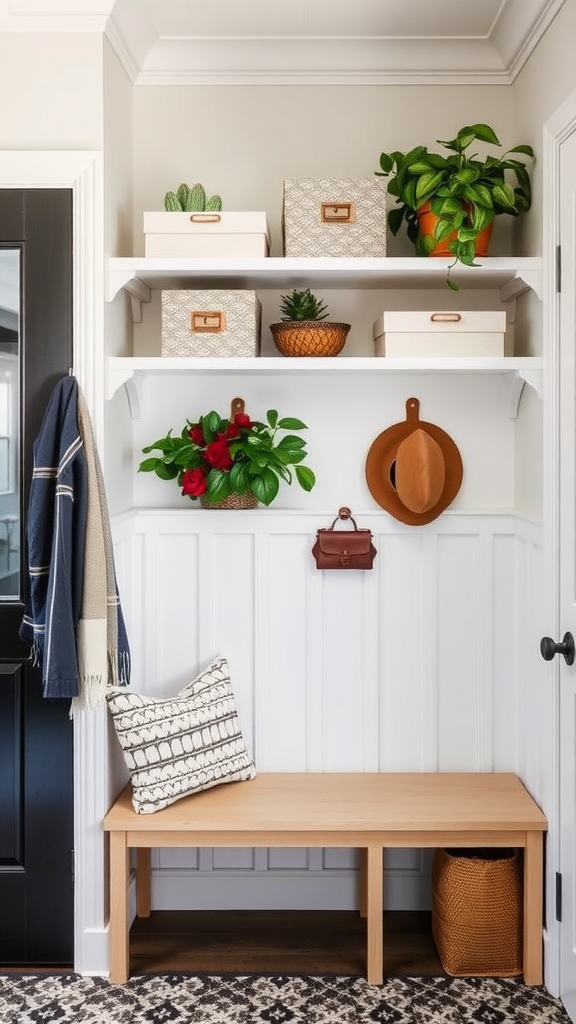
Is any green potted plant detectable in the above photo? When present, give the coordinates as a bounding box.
[163,181,222,212]
[270,288,351,356]
[375,123,534,289]
[139,398,316,508]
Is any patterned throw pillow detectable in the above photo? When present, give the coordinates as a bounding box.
[106,654,256,814]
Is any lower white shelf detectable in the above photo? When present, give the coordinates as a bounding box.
[106,355,542,419]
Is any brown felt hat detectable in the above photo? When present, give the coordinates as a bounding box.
[365,397,463,525]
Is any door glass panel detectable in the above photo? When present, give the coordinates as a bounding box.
[0,248,20,599]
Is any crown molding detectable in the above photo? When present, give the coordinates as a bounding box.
[126,36,505,87]
[133,68,515,89]
[105,0,568,87]
[0,0,568,86]
[498,0,568,82]
[103,12,140,82]
[0,0,114,31]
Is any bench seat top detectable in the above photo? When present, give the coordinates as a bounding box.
[103,772,547,835]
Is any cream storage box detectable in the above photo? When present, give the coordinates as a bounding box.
[282,178,387,257]
[144,212,270,258]
[373,310,508,357]
[161,290,261,357]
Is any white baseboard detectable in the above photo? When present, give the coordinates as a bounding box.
[75,928,111,977]
[76,874,137,976]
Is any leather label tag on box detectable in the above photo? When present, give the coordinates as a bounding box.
[191,310,226,333]
[320,201,355,224]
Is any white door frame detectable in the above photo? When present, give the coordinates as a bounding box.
[0,151,108,974]
[542,88,576,998]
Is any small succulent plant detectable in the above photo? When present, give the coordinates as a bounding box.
[279,288,329,322]
[164,182,222,213]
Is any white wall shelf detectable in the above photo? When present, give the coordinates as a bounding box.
[107,355,543,418]
[106,255,543,417]
[108,256,544,321]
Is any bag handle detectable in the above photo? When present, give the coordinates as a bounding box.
[329,506,359,530]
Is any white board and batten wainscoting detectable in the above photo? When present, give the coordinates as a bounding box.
[111,501,543,913]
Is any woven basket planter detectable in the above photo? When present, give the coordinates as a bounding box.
[431,848,522,977]
[200,491,258,510]
[270,321,350,357]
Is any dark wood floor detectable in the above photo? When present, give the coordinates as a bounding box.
[130,910,445,977]
[4,911,445,976]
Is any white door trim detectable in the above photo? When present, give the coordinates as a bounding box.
[542,88,576,998]
[0,150,108,973]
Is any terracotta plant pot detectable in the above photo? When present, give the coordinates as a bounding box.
[417,203,494,258]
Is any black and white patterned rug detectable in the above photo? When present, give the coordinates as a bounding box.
[0,973,571,1024]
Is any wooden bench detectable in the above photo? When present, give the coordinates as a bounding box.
[103,771,547,986]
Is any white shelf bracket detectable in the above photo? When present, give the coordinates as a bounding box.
[106,366,143,417]
[123,376,142,419]
[502,296,518,325]
[506,374,525,419]
[126,278,152,323]
[500,269,542,304]
[107,268,138,302]
[519,368,543,399]
[106,270,151,322]
[505,368,542,418]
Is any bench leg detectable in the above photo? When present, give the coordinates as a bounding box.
[523,830,544,985]
[365,844,383,985]
[136,848,151,918]
[359,848,367,918]
[109,830,129,984]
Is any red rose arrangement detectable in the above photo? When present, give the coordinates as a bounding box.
[139,402,316,507]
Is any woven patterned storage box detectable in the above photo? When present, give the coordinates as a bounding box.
[432,848,522,977]
[282,178,387,257]
[161,290,261,357]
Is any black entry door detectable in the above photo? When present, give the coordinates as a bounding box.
[0,190,74,964]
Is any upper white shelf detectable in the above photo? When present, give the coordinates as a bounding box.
[108,256,543,314]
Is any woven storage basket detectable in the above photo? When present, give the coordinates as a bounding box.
[270,321,350,357]
[432,848,522,977]
[200,491,258,510]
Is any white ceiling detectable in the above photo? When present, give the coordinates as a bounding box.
[0,0,568,85]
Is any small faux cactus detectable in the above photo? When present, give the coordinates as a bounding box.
[163,182,223,213]
[279,288,329,322]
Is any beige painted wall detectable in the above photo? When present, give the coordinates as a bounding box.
[104,37,133,260]
[513,0,576,254]
[103,39,139,516]
[0,33,104,149]
[131,84,518,257]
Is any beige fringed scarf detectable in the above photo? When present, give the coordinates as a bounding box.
[70,387,130,715]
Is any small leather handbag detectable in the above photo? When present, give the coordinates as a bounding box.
[312,507,377,570]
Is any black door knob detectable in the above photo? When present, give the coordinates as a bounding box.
[540,632,575,666]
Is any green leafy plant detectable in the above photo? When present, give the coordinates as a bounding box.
[375,123,534,289]
[139,404,316,507]
[164,182,222,213]
[279,288,328,321]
